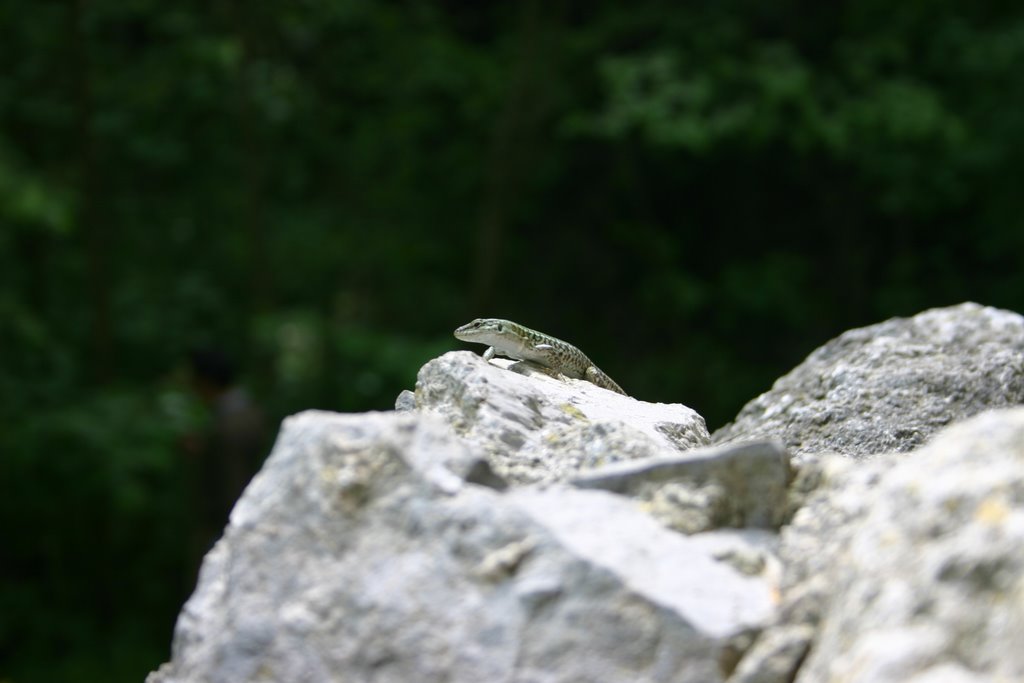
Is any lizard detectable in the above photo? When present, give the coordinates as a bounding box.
[453,318,627,395]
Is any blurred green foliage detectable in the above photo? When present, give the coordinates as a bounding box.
[3,1,1024,680]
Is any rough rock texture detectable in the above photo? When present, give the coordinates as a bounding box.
[417,351,709,484]
[713,303,1024,457]
[730,454,889,683]
[572,440,792,534]
[151,302,1024,683]
[793,408,1024,683]
[394,388,416,411]
[148,411,772,683]
[738,409,1024,683]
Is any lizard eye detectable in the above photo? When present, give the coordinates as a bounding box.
[496,323,504,332]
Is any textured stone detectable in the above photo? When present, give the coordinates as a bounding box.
[149,411,773,683]
[713,303,1024,457]
[416,351,709,484]
[149,304,1024,683]
[728,624,814,683]
[792,408,1024,683]
[572,440,792,534]
[394,388,416,411]
[736,408,1024,683]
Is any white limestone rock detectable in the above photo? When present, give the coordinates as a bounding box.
[148,411,774,683]
[416,351,709,484]
[736,408,1024,683]
[792,408,1024,683]
[572,440,793,534]
[149,304,1024,683]
[714,302,1024,457]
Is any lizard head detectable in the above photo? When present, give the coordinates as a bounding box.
[453,318,518,343]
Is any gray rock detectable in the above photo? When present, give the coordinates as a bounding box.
[791,408,1024,683]
[394,388,417,411]
[150,304,1024,683]
[728,624,814,683]
[572,440,793,534]
[727,453,894,683]
[736,408,1024,683]
[713,302,1024,457]
[417,351,709,484]
[149,410,774,683]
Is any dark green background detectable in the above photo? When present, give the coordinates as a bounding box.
[3,1,1024,680]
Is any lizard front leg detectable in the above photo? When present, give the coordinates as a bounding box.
[483,346,496,361]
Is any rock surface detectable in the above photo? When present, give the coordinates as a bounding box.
[417,351,709,484]
[739,408,1024,683]
[572,440,792,534]
[150,302,1024,683]
[794,408,1024,683]
[713,302,1024,457]
[149,411,771,683]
